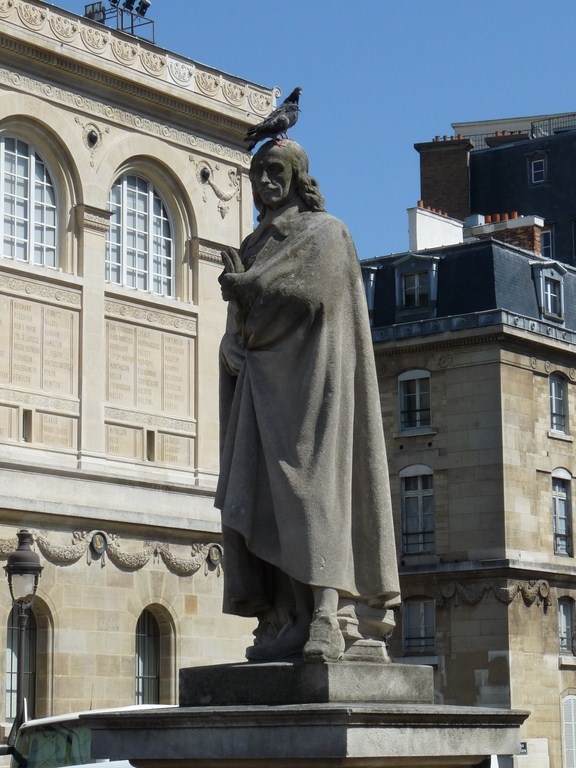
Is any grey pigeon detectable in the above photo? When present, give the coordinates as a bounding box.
[245,87,301,151]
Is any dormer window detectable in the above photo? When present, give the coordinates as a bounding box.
[532,261,566,322]
[403,271,429,309]
[393,254,440,318]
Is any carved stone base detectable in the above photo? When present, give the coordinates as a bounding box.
[179,660,434,707]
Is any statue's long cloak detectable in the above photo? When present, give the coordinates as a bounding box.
[215,208,400,616]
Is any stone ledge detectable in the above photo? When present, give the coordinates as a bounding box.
[179,661,435,706]
[84,701,530,768]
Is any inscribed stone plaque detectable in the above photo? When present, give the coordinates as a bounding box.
[12,298,42,390]
[136,327,162,411]
[37,413,76,449]
[0,295,10,385]
[107,322,136,405]
[106,423,143,460]
[106,320,194,417]
[0,405,18,440]
[163,334,193,416]
[157,432,194,467]
[0,295,78,396]
[42,306,76,394]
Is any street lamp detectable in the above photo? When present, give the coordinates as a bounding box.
[4,530,43,745]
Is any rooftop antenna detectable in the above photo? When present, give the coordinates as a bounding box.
[84,0,154,43]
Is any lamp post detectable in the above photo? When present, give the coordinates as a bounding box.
[4,530,43,746]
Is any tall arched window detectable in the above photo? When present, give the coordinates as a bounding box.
[5,606,37,720]
[106,174,173,296]
[1,136,57,267]
[135,608,160,704]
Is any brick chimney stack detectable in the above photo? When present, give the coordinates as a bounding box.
[463,213,544,256]
[414,136,473,223]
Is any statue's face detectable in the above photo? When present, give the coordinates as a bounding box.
[251,146,295,210]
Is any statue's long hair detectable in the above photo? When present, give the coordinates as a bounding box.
[250,140,325,221]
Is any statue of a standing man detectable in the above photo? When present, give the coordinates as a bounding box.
[215,139,400,663]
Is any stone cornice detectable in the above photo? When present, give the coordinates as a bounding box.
[0,60,250,165]
[0,0,275,137]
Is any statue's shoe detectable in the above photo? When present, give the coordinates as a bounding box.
[245,622,307,662]
[302,613,345,662]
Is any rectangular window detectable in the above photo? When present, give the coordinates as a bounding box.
[553,477,572,556]
[403,600,435,655]
[399,373,431,430]
[559,599,574,654]
[402,272,429,309]
[544,276,562,317]
[402,474,435,554]
[550,375,568,433]
[542,229,554,260]
[531,157,546,184]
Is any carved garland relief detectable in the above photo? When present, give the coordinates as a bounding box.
[436,579,551,610]
[1,531,223,577]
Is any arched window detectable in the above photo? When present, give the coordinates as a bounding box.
[135,608,160,704]
[0,136,57,267]
[553,468,573,556]
[398,370,431,431]
[5,606,37,720]
[106,174,173,296]
[400,465,435,555]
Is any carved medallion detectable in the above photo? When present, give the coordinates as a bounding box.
[111,38,138,65]
[222,81,245,106]
[49,14,78,42]
[80,25,109,52]
[195,71,220,96]
[0,0,15,20]
[141,50,166,76]
[17,2,46,29]
[248,89,273,116]
[168,60,194,86]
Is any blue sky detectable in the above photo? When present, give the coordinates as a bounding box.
[52,1,576,259]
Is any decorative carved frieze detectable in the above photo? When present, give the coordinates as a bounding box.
[104,300,197,334]
[75,204,112,234]
[437,579,551,610]
[104,407,196,434]
[0,63,250,165]
[28,529,221,577]
[0,1,273,124]
[197,241,227,265]
[0,387,79,413]
[0,272,81,307]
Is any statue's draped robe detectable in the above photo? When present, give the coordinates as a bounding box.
[215,208,400,617]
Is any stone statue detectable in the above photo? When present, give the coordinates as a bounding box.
[215,140,400,663]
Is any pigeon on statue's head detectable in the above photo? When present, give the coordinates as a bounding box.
[245,87,302,152]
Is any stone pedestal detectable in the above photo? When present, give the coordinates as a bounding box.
[84,662,529,768]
